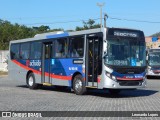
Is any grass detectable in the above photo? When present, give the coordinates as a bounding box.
[0,71,8,76]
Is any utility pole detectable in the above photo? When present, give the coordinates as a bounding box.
[97,2,105,28]
[104,13,108,28]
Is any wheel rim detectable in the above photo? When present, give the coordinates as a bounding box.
[28,76,34,86]
[75,79,82,93]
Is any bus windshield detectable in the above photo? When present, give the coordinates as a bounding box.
[148,52,160,66]
[104,38,146,67]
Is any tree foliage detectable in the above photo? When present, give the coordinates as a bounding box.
[151,32,160,37]
[2,18,160,50]
[76,19,100,31]
[0,19,63,50]
[0,19,101,50]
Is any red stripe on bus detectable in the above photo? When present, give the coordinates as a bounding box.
[116,77,143,81]
[44,72,71,80]
[12,60,71,80]
[51,74,71,80]
[12,60,41,75]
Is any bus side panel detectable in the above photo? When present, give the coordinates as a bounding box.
[50,58,84,87]
[9,58,84,87]
[8,59,27,82]
[9,59,42,84]
[8,59,19,81]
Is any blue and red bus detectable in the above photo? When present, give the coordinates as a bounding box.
[9,28,147,95]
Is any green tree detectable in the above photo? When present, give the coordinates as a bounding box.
[76,19,100,31]
[0,20,35,49]
[0,18,101,50]
[151,32,160,37]
[33,25,50,33]
[0,19,63,50]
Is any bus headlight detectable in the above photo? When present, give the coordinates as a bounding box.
[105,71,111,77]
[148,66,151,69]
[105,71,117,81]
[112,75,116,80]
[106,72,111,78]
[147,66,152,72]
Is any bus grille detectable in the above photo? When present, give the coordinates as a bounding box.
[116,68,144,74]
[112,67,146,74]
[118,80,143,86]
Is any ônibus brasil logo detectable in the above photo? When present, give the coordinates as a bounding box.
[26,60,41,67]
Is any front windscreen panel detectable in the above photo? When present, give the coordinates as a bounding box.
[104,38,146,67]
[148,52,160,66]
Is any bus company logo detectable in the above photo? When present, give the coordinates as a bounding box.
[30,60,41,67]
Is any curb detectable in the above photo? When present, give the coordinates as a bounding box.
[0,75,8,77]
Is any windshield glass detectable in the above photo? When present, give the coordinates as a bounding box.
[148,52,160,66]
[104,38,146,66]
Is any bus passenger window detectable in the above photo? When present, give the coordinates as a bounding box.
[20,43,30,59]
[10,44,20,59]
[69,36,84,58]
[71,49,79,57]
[55,38,67,58]
[30,42,42,59]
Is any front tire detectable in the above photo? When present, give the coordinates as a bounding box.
[27,73,38,89]
[73,74,86,95]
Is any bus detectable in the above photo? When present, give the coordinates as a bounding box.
[147,48,160,78]
[8,28,147,95]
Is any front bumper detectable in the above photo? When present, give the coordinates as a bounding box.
[103,76,147,89]
[147,70,160,76]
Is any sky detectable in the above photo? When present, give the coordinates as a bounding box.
[0,0,160,36]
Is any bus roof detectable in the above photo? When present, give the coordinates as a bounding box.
[10,28,103,44]
[9,27,144,44]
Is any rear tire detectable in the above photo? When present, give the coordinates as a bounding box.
[73,74,86,95]
[27,73,38,89]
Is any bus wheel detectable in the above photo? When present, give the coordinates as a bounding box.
[109,89,121,95]
[27,73,38,89]
[73,74,86,95]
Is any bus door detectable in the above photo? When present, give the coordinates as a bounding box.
[42,42,52,84]
[86,33,102,87]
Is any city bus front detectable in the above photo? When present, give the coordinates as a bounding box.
[103,28,147,89]
[147,49,160,77]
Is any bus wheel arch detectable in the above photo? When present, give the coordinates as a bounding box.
[72,72,86,95]
[26,71,38,89]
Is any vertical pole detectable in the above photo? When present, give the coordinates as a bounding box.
[104,13,108,28]
[97,3,105,28]
[100,7,102,28]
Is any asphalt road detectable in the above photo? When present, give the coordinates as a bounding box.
[0,76,160,119]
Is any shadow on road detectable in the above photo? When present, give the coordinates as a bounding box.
[86,89,159,98]
[17,85,74,93]
[17,85,158,98]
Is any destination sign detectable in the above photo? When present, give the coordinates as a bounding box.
[114,31,138,37]
[149,49,160,53]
